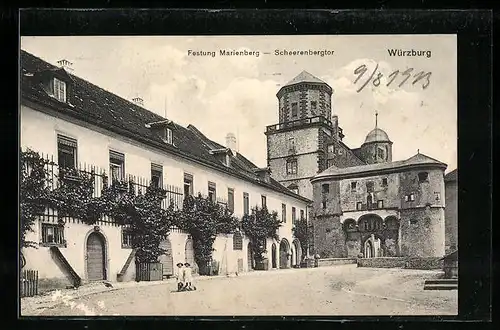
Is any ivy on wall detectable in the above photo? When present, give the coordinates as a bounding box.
[20,149,51,249]
[241,206,282,262]
[292,217,309,261]
[174,194,239,275]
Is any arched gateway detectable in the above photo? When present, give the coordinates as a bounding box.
[279,239,290,269]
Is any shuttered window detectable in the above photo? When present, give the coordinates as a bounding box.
[57,135,77,169]
[184,173,193,198]
[109,150,125,181]
[151,163,163,188]
[227,188,234,213]
[233,232,243,250]
[208,181,216,202]
[243,192,249,215]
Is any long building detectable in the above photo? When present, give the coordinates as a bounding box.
[20,50,311,291]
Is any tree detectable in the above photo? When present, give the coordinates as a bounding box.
[241,206,282,262]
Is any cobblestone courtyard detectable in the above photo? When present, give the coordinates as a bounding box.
[22,265,458,316]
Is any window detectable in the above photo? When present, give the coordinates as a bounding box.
[208,181,217,202]
[377,200,384,209]
[409,193,415,201]
[243,192,250,215]
[322,201,327,210]
[164,128,173,144]
[288,137,295,150]
[151,163,163,188]
[366,181,374,193]
[282,204,287,223]
[410,219,418,225]
[300,209,305,220]
[286,159,298,175]
[289,185,299,195]
[183,173,193,198]
[57,135,77,169]
[122,227,133,249]
[227,188,234,213]
[41,223,65,246]
[328,144,335,154]
[311,101,317,113]
[322,184,330,194]
[351,181,357,192]
[233,232,243,250]
[434,192,441,201]
[292,207,296,224]
[356,202,362,210]
[327,159,335,168]
[382,178,388,186]
[109,150,125,182]
[377,146,386,160]
[367,194,373,207]
[418,172,429,182]
[291,103,298,117]
[261,195,267,208]
[53,78,67,103]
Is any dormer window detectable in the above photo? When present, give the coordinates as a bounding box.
[165,128,173,144]
[53,78,67,103]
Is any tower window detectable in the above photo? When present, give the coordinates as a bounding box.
[434,192,441,201]
[382,178,388,186]
[410,219,418,225]
[288,137,296,152]
[418,172,429,182]
[377,200,384,209]
[366,181,374,193]
[377,146,386,160]
[322,184,330,194]
[356,202,362,210]
[351,182,357,192]
[322,201,327,210]
[311,101,317,113]
[291,103,298,117]
[286,159,298,174]
[328,144,335,154]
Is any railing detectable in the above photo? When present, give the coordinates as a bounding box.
[266,115,333,132]
[23,151,184,225]
[20,269,38,297]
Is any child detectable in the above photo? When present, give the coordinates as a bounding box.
[175,262,185,291]
[183,262,196,291]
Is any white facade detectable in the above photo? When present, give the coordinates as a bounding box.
[21,103,310,290]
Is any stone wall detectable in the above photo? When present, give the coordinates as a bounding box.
[357,257,443,270]
[318,258,357,267]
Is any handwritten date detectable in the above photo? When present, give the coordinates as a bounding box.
[353,64,432,93]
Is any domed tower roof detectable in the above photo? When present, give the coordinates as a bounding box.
[364,127,391,144]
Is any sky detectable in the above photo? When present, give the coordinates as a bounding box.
[21,35,457,173]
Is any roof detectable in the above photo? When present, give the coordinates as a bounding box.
[364,127,391,144]
[20,49,311,204]
[445,169,457,182]
[313,152,447,181]
[284,70,328,87]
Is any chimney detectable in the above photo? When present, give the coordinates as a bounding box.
[132,97,144,106]
[225,132,237,155]
[57,59,73,72]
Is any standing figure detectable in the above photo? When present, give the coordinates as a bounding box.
[183,262,196,291]
[175,262,185,291]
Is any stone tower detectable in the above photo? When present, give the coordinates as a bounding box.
[266,71,341,200]
[359,112,393,164]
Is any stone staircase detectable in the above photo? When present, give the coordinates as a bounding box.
[423,278,458,290]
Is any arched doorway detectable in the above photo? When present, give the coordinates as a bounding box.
[159,238,173,279]
[86,232,106,281]
[271,243,277,268]
[185,237,197,274]
[291,248,295,266]
[279,239,290,269]
[247,242,254,271]
[364,239,374,258]
[292,239,302,267]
